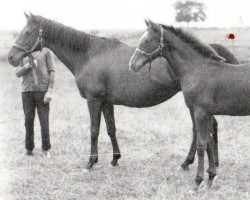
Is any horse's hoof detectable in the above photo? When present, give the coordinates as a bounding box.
[188,181,204,193]
[92,163,100,170]
[207,175,217,188]
[22,150,33,157]
[109,162,119,168]
[188,188,197,194]
[110,160,119,167]
[43,150,52,159]
[178,165,189,171]
[108,164,116,168]
[82,168,91,174]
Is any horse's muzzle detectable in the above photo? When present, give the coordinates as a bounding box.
[129,62,139,73]
[8,48,23,67]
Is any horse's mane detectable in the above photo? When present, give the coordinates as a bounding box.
[33,15,122,52]
[160,24,221,61]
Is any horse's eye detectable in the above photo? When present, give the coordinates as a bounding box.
[25,30,31,35]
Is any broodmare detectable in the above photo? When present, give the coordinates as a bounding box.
[8,14,238,173]
[129,20,248,192]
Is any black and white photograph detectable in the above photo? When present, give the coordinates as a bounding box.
[1,0,250,199]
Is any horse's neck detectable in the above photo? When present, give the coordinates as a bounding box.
[44,39,87,75]
[44,31,120,75]
[162,31,203,77]
[88,36,105,55]
[163,47,182,75]
[46,44,78,74]
[42,26,104,75]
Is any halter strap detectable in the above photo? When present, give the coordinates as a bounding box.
[12,29,44,86]
[135,26,166,59]
[136,26,178,84]
[13,29,43,56]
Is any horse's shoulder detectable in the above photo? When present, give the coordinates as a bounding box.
[75,68,106,98]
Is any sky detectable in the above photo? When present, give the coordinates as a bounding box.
[1,0,250,31]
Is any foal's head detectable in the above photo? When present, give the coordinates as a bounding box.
[129,19,163,73]
[8,12,42,67]
[129,20,227,73]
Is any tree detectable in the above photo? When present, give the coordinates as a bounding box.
[174,0,206,25]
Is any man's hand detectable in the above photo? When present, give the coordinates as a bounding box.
[29,59,37,69]
[44,88,53,104]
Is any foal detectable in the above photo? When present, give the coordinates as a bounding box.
[130,20,248,192]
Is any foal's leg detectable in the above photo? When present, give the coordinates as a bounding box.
[85,96,103,171]
[181,112,219,171]
[190,107,210,192]
[206,131,217,188]
[102,102,121,166]
[181,109,196,170]
[211,117,219,167]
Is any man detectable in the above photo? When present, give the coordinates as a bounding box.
[15,48,56,158]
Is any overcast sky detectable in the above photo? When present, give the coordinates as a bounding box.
[1,0,250,31]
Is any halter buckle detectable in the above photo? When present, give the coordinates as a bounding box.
[39,29,43,37]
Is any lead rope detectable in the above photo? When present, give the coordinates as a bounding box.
[148,57,152,83]
[27,29,44,86]
[32,29,44,59]
[28,55,38,86]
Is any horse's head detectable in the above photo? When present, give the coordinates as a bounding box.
[129,19,162,73]
[8,12,43,67]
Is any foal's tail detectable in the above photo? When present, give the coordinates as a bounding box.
[210,43,239,64]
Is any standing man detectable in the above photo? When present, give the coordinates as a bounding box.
[15,48,56,158]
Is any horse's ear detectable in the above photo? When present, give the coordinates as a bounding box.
[145,19,150,27]
[29,11,34,18]
[28,12,38,23]
[24,12,30,20]
[148,19,159,32]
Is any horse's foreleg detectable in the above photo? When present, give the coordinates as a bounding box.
[181,109,196,171]
[102,102,121,166]
[85,96,103,171]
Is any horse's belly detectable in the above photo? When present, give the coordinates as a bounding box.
[106,85,179,107]
[213,100,250,116]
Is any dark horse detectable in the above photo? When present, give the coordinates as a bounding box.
[8,14,238,172]
[129,20,249,192]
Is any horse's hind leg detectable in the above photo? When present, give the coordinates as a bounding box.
[181,112,219,171]
[181,109,196,171]
[211,117,219,167]
[85,96,103,171]
[206,128,217,188]
[102,102,121,166]
[190,107,210,192]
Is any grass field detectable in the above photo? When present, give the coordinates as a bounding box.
[1,28,250,199]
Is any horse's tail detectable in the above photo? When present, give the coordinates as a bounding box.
[210,43,239,64]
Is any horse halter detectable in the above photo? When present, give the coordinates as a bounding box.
[135,26,166,61]
[13,29,44,59]
[135,26,179,85]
